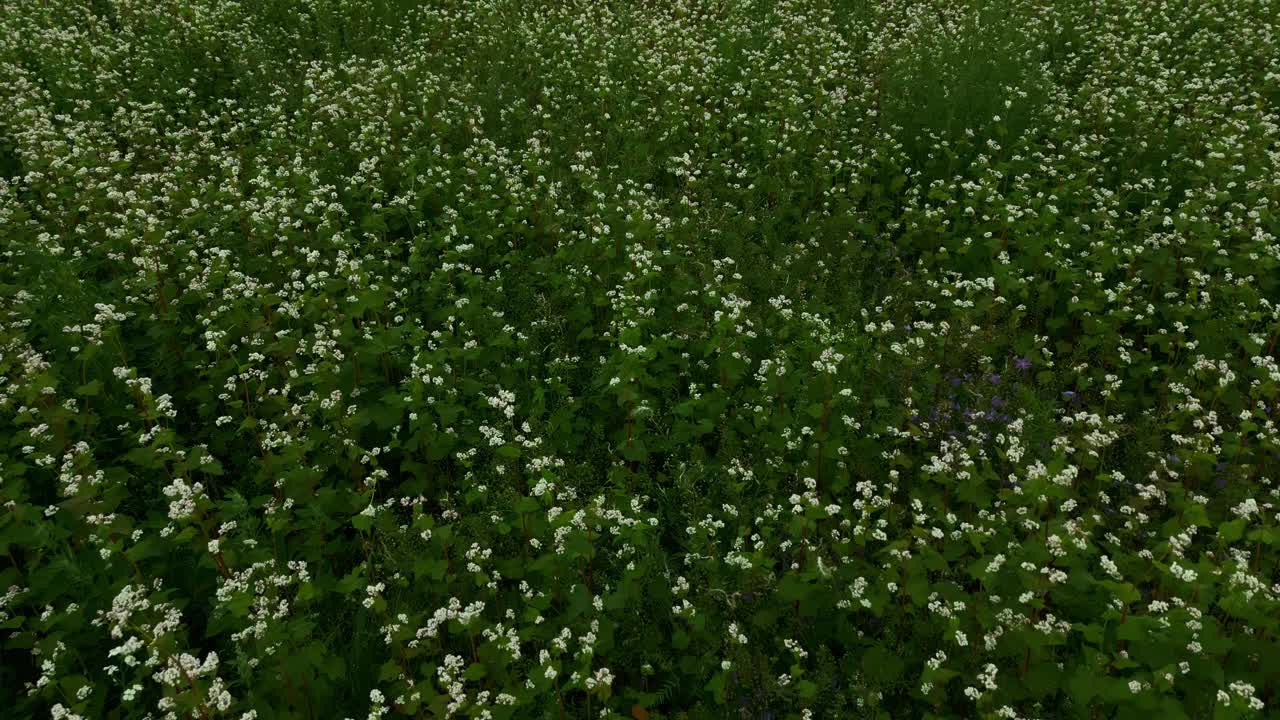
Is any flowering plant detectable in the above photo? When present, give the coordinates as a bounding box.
[1,1,1279,719]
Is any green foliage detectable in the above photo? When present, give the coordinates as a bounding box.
[1,0,1279,719]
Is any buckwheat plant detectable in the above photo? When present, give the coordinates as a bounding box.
[2,0,1279,718]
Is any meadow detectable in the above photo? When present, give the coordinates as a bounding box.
[1,0,1279,718]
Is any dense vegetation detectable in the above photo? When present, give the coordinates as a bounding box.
[2,0,1279,718]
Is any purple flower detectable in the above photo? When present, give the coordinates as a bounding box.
[988,373,1001,385]
[1014,357,1032,371]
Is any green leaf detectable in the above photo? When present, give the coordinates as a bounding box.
[704,672,725,700]
[1067,667,1099,702]
[672,630,689,650]
[1219,519,1247,543]
[861,645,904,684]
